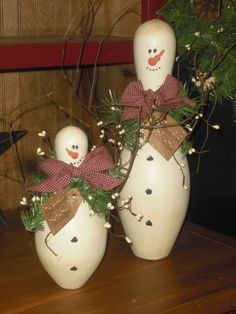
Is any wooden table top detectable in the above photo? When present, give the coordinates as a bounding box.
[1,213,236,314]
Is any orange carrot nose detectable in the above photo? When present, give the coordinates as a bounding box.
[148,49,165,66]
[66,148,79,159]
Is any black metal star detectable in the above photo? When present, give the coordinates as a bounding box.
[0,130,28,156]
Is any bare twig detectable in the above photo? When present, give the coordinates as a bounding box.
[196,96,217,173]
[50,101,91,129]
[0,171,24,184]
[205,41,236,79]
[88,2,140,110]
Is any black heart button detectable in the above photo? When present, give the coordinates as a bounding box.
[71,236,78,243]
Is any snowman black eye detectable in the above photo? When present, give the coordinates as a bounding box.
[75,145,79,149]
[72,145,75,149]
[153,48,157,53]
[148,49,152,54]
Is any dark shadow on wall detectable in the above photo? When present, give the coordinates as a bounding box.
[187,101,236,239]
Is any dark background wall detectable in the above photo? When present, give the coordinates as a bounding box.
[187,102,236,238]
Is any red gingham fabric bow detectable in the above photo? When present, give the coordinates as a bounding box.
[121,74,195,121]
[27,146,123,192]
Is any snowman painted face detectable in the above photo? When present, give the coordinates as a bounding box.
[133,19,176,91]
[65,143,83,166]
[146,47,165,72]
[54,126,88,167]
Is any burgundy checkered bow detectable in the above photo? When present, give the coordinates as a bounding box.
[121,74,195,121]
[27,146,123,192]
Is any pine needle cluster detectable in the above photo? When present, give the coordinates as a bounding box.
[100,86,200,156]
[158,0,236,107]
[20,151,124,232]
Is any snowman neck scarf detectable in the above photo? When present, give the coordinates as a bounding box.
[27,146,122,193]
[120,74,195,121]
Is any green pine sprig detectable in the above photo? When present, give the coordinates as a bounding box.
[21,198,45,232]
[100,84,201,156]
[158,0,236,108]
[21,161,124,232]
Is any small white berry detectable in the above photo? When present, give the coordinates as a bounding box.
[185,124,193,132]
[104,222,111,229]
[188,147,196,155]
[111,193,119,199]
[36,147,45,156]
[89,209,95,216]
[32,195,40,202]
[125,236,132,244]
[97,121,103,126]
[119,129,125,135]
[20,197,27,205]
[217,27,224,33]
[56,255,62,261]
[37,130,46,137]
[107,202,114,210]
[185,44,191,50]
[108,138,115,144]
[136,214,143,221]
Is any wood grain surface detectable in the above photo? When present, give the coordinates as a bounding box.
[1,213,236,313]
[0,0,141,211]
[0,0,140,37]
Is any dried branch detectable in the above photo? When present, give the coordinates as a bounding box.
[196,97,217,173]
[0,169,24,185]
[205,41,236,79]
[50,101,91,129]
[87,2,140,110]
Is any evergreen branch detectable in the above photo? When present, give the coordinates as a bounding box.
[206,41,236,79]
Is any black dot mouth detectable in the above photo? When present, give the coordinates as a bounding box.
[146,66,161,72]
[70,156,84,166]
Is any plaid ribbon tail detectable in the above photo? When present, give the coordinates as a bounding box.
[121,81,148,121]
[27,173,72,192]
[120,75,195,120]
[27,159,73,192]
[156,75,195,108]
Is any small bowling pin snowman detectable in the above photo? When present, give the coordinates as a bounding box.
[119,19,190,260]
[35,126,107,289]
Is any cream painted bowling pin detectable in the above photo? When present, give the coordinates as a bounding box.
[35,126,107,289]
[119,20,190,260]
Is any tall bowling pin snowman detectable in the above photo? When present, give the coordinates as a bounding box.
[34,126,107,289]
[119,19,191,260]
